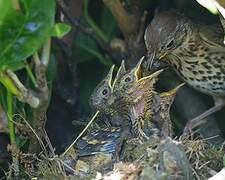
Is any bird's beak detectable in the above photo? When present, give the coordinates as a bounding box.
[134,56,145,81]
[130,65,164,102]
[135,56,164,85]
[138,69,164,86]
[106,64,115,88]
[159,83,185,110]
[147,51,156,69]
[160,83,185,97]
[112,60,126,90]
[159,51,167,59]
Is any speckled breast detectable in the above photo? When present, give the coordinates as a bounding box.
[167,47,225,96]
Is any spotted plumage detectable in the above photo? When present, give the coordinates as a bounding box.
[144,11,225,97]
[144,11,225,126]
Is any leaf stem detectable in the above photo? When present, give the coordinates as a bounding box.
[7,91,15,144]
[0,86,7,111]
[7,91,19,176]
[24,60,36,86]
[0,71,19,96]
[80,44,113,67]
[83,0,108,42]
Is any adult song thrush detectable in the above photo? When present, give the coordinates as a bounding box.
[144,11,225,127]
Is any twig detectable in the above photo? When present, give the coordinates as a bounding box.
[103,0,138,37]
[61,111,99,157]
[59,159,77,174]
[12,113,46,152]
[83,0,108,42]
[35,37,51,90]
[136,11,148,43]
[5,70,40,108]
[43,129,55,156]
[56,0,122,63]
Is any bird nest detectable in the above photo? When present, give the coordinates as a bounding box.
[7,131,224,180]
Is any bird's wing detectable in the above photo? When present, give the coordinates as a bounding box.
[76,128,121,156]
[198,23,225,47]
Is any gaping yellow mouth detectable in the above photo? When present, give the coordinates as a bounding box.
[135,59,142,81]
[134,56,145,81]
[159,52,167,59]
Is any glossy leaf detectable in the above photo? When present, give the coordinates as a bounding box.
[50,23,71,38]
[0,0,13,21]
[0,0,55,70]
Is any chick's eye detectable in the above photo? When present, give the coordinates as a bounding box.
[167,40,174,48]
[125,77,131,82]
[102,89,108,95]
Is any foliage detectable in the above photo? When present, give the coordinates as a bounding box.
[0,0,55,70]
[74,1,120,110]
[0,1,69,174]
[0,0,225,179]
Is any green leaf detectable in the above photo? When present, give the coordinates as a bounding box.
[50,23,71,38]
[0,0,55,70]
[0,0,13,21]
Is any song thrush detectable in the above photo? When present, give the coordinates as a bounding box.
[88,60,159,159]
[112,57,162,139]
[113,57,184,138]
[89,65,115,117]
[89,65,123,127]
[144,11,225,127]
[88,57,183,160]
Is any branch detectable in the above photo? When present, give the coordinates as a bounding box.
[5,70,40,108]
[136,11,148,43]
[34,37,51,91]
[103,0,138,37]
[56,0,123,64]
[29,38,51,153]
[83,0,108,42]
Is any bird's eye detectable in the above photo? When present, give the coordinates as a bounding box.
[125,77,131,82]
[102,89,108,95]
[167,40,174,48]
